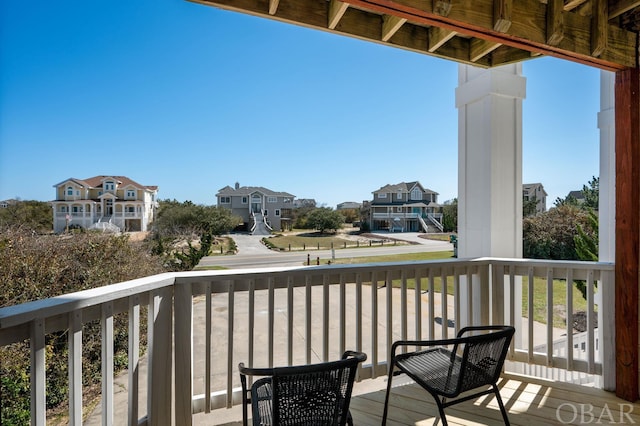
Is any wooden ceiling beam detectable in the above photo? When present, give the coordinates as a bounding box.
[592,0,608,56]
[268,0,279,15]
[329,0,349,29]
[340,0,636,69]
[382,15,407,41]
[609,0,640,19]
[190,0,637,70]
[546,0,564,45]
[428,26,457,51]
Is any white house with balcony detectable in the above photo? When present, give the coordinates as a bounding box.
[51,175,158,233]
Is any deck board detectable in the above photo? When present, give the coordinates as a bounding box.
[203,372,640,425]
[348,373,640,425]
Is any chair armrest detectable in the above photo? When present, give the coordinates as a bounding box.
[238,362,276,378]
[342,350,367,363]
[390,337,463,358]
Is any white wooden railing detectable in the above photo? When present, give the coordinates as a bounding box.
[0,258,614,425]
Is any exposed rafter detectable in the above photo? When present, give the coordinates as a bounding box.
[190,0,639,70]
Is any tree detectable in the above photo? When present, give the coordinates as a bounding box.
[553,176,599,210]
[574,208,599,300]
[523,195,538,217]
[306,208,344,234]
[523,205,595,260]
[441,199,458,233]
[0,200,52,233]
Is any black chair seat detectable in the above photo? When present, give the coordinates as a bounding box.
[383,325,515,426]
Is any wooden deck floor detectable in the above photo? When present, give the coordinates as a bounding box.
[203,372,640,425]
[349,373,640,425]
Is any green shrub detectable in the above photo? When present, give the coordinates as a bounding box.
[0,227,165,423]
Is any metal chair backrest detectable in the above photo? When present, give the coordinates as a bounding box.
[455,326,515,395]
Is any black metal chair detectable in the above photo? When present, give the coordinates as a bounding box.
[382,325,515,426]
[239,351,367,426]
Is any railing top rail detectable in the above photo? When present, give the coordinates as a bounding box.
[0,257,614,330]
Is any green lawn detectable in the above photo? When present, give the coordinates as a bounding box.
[265,232,409,251]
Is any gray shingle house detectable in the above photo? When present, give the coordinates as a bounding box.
[216,183,294,232]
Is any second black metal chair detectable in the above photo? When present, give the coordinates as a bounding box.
[383,325,515,426]
[239,350,367,426]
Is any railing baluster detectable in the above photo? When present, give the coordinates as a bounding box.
[355,272,363,373]
[386,270,392,359]
[339,273,346,355]
[149,287,172,423]
[30,318,46,426]
[453,268,460,335]
[587,269,595,374]
[268,277,275,367]
[323,274,330,362]
[248,279,255,370]
[527,266,534,363]
[127,297,139,425]
[371,271,378,377]
[305,275,312,365]
[508,265,515,358]
[566,269,574,371]
[287,276,294,365]
[401,269,408,343]
[441,269,448,339]
[205,282,212,413]
[101,302,114,426]
[415,268,422,340]
[69,310,83,425]
[227,280,235,408]
[546,268,553,366]
[428,269,435,339]
[175,282,193,424]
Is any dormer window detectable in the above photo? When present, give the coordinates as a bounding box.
[105,181,115,191]
[411,188,422,200]
[126,189,136,198]
[67,186,74,196]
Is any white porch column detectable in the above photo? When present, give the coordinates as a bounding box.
[598,70,615,390]
[456,64,526,327]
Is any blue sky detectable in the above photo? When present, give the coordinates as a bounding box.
[0,0,601,209]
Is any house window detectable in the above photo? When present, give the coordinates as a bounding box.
[397,190,403,200]
[127,206,135,213]
[268,196,277,203]
[411,188,422,200]
[126,189,136,198]
[60,206,67,213]
[242,197,248,204]
[275,209,280,216]
[378,193,387,199]
[67,186,74,196]
[220,196,231,204]
[105,181,115,191]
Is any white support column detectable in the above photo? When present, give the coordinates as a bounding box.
[456,64,525,328]
[597,70,615,390]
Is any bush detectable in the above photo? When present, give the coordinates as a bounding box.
[523,205,595,261]
[0,227,166,423]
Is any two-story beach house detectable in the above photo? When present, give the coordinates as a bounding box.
[364,181,443,232]
[51,176,158,233]
[216,183,294,232]
[522,182,548,214]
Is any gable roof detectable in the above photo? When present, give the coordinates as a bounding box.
[374,181,438,195]
[216,185,294,198]
[54,176,157,192]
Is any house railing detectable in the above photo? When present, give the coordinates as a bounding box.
[0,258,614,425]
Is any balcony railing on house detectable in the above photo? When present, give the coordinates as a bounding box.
[0,257,614,425]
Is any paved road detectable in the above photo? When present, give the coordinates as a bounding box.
[198,232,454,269]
